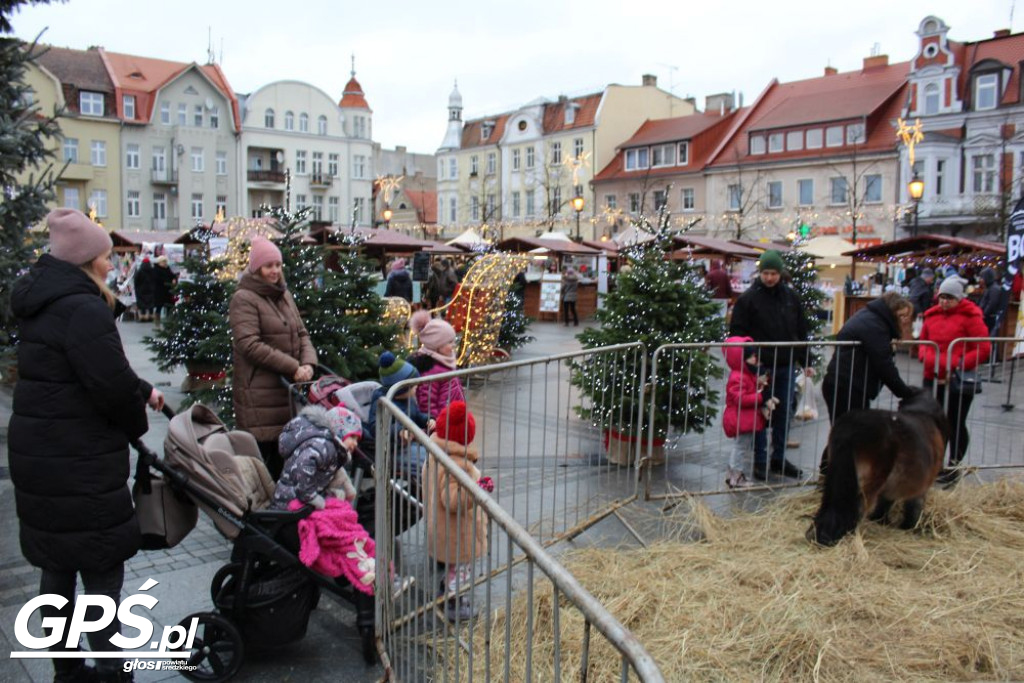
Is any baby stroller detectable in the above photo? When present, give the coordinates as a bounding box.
[132,403,378,682]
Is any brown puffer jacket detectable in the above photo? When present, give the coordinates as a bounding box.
[229,272,317,441]
[423,433,488,565]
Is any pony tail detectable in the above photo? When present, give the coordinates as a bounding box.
[812,431,864,546]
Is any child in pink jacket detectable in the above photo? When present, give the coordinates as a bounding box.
[722,336,777,488]
[409,310,466,418]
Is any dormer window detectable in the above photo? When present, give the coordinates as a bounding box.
[564,104,577,125]
[749,135,766,155]
[625,148,649,171]
[651,143,675,167]
[846,123,866,145]
[768,133,784,153]
[79,91,104,116]
[677,142,689,165]
[481,121,494,140]
[975,73,999,110]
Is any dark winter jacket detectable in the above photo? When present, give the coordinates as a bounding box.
[977,268,1006,332]
[561,269,579,303]
[271,406,350,510]
[152,262,177,308]
[384,267,414,302]
[822,297,914,408]
[728,278,809,368]
[9,255,151,572]
[229,271,317,442]
[366,385,431,444]
[134,260,156,310]
[918,298,991,381]
[907,275,934,316]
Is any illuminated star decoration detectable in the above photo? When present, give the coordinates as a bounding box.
[562,150,591,187]
[376,174,404,205]
[896,117,924,167]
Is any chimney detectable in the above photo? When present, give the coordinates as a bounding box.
[642,74,657,87]
[557,94,568,104]
[994,28,1011,38]
[704,92,735,114]
[863,54,889,69]
[683,96,697,109]
[824,66,838,76]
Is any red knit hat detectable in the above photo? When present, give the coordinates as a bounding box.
[434,401,475,445]
[248,237,282,273]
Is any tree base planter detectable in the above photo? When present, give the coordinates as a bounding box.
[604,429,665,467]
[182,363,227,392]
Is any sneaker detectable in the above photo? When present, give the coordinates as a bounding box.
[445,596,476,622]
[725,468,752,489]
[770,459,803,478]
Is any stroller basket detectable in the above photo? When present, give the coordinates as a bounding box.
[213,561,318,648]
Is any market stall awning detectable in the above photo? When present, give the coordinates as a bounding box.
[309,225,436,251]
[581,238,619,254]
[670,235,762,260]
[495,235,602,256]
[445,228,489,250]
[797,235,857,267]
[842,233,1006,264]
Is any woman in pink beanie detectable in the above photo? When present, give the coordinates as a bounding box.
[229,236,317,478]
[10,208,164,681]
[408,309,465,418]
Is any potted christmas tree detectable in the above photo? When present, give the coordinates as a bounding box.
[570,208,725,465]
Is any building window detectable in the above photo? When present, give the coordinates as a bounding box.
[972,154,996,193]
[188,194,202,220]
[574,137,584,159]
[767,181,782,208]
[629,192,641,213]
[677,141,690,165]
[160,101,170,124]
[317,115,327,135]
[798,179,814,206]
[284,111,294,131]
[768,133,784,153]
[471,196,480,221]
[727,184,742,210]
[126,190,140,217]
[264,108,275,128]
[311,151,323,178]
[216,195,227,217]
[551,142,562,165]
[88,189,107,217]
[295,194,307,210]
[864,174,882,203]
[512,149,521,171]
[299,113,309,133]
[487,194,498,219]
[525,189,535,216]
[470,155,479,175]
[328,196,339,222]
[209,106,219,128]
[806,129,823,149]
[786,131,803,151]
[605,195,617,210]
[652,143,675,167]
[681,188,694,210]
[936,159,946,196]
[526,146,535,169]
[486,152,496,175]
[449,197,457,222]
[448,157,457,179]
[847,123,866,145]
[123,95,135,120]
[625,148,649,170]
[437,159,444,180]
[63,137,78,163]
[63,187,79,209]
[353,116,366,138]
[152,147,166,173]
[653,189,667,210]
[749,135,765,155]
[547,186,560,216]
[924,83,940,115]
[79,91,104,116]
[125,143,140,169]
[975,73,999,111]
[178,103,187,125]
[90,140,106,166]
[153,193,166,221]
[194,105,203,127]
[353,197,365,223]
[296,150,307,174]
[352,154,365,179]
[512,191,521,217]
[826,126,844,147]
[191,147,204,172]
[328,153,339,176]
[829,177,848,204]
[216,151,227,175]
[564,104,576,125]
[312,194,323,220]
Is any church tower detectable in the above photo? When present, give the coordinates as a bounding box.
[438,80,463,151]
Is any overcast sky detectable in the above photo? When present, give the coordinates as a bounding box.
[10,0,1017,154]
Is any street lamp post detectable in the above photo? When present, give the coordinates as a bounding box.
[908,175,924,237]
[382,206,393,229]
[571,194,584,242]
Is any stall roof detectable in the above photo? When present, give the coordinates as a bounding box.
[671,235,762,259]
[495,236,601,256]
[445,228,488,249]
[111,230,193,249]
[842,233,1006,263]
[728,239,798,252]
[309,225,436,251]
[797,235,857,267]
[581,238,619,253]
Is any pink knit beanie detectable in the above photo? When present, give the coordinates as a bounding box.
[47,208,113,265]
[418,318,456,352]
[248,237,283,273]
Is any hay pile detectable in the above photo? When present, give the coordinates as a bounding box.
[469,479,1024,681]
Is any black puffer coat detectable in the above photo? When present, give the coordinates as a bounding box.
[729,278,809,368]
[9,255,151,572]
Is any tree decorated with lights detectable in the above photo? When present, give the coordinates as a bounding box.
[1,29,60,358]
[570,207,725,442]
[780,247,827,369]
[498,269,534,352]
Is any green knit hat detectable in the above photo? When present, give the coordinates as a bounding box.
[379,351,419,389]
[758,249,785,273]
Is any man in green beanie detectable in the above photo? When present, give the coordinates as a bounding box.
[729,249,810,481]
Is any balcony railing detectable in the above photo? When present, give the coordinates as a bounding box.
[151,217,180,231]
[309,173,333,188]
[919,194,1002,219]
[150,169,178,185]
[248,169,286,183]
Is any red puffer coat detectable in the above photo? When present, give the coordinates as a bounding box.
[918,298,990,381]
[722,338,767,438]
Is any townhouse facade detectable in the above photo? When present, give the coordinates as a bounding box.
[239,75,374,228]
[436,76,695,241]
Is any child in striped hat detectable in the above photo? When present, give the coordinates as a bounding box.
[367,351,436,477]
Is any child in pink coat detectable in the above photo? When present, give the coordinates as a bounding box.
[409,310,466,418]
[722,336,777,488]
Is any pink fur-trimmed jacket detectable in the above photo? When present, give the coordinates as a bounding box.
[414,360,466,419]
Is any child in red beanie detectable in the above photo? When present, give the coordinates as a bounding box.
[424,400,488,621]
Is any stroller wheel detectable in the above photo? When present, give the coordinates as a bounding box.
[210,562,243,605]
[177,611,244,682]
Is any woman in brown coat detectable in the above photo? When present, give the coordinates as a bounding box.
[229,237,317,478]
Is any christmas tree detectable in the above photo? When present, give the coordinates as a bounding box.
[570,208,725,441]
[0,30,60,359]
[780,248,827,368]
[498,270,534,352]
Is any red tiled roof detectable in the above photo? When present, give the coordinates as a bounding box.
[621,113,730,148]
[404,190,437,224]
[339,76,370,110]
[461,113,510,149]
[542,93,602,134]
[957,32,1024,105]
[35,46,114,99]
[100,50,240,130]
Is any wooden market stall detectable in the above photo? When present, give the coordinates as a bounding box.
[494,234,602,321]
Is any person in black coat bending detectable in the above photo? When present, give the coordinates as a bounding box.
[729,250,810,481]
[9,209,164,683]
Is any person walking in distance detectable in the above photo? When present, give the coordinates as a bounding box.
[561,266,579,326]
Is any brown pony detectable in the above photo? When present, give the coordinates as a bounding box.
[809,389,949,546]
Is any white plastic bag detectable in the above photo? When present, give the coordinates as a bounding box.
[794,372,818,421]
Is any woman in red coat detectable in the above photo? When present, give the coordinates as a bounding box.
[918,277,991,485]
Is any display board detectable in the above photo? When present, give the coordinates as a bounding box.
[412,251,430,281]
[539,273,562,313]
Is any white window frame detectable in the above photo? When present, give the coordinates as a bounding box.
[798,179,814,206]
[153,193,167,220]
[625,148,649,170]
[296,150,307,175]
[512,149,521,172]
[190,193,203,220]
[122,95,135,120]
[526,146,535,169]
[829,177,848,204]
[512,191,521,218]
[864,174,882,203]
[471,196,480,221]
[317,115,327,136]
[766,181,783,208]
[178,103,187,125]
[972,154,996,193]
[299,112,309,133]
[605,194,617,210]
[975,73,999,111]
[651,143,675,167]
[352,154,365,179]
[209,106,219,129]
[846,123,866,145]
[284,111,294,130]
[749,135,766,155]
[264,108,275,128]
[216,195,227,217]
[574,137,584,159]
[312,194,323,220]
[551,142,562,165]
[786,131,803,151]
[90,140,106,167]
[924,83,940,115]
[936,159,946,196]
[193,104,203,127]
[160,101,170,125]
[328,153,339,176]
[768,133,784,153]
[806,129,823,149]
[486,152,496,175]
[525,189,535,216]
[328,196,340,222]
[470,155,479,175]
[126,190,140,217]
[727,184,742,211]
[826,126,844,147]
[448,157,457,179]
[125,143,140,169]
[190,147,204,172]
[681,188,695,211]
[64,187,79,209]
[628,192,641,214]
[79,91,104,116]
[63,138,78,163]
[88,189,107,217]
[216,151,227,176]
[677,141,690,165]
